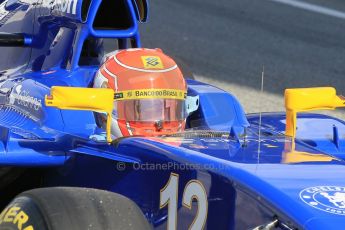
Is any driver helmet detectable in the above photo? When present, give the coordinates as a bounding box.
[93,48,187,137]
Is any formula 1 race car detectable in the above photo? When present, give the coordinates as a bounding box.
[0,0,345,230]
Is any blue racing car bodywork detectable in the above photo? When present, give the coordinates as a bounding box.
[0,0,344,229]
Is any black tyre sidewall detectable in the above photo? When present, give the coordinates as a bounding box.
[0,187,151,230]
[0,196,48,230]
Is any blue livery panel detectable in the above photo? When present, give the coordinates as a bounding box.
[0,0,343,229]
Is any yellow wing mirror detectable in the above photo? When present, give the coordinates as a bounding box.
[285,87,345,137]
[45,87,114,142]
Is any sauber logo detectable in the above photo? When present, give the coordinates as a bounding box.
[41,0,78,15]
[0,0,78,26]
[9,85,42,111]
[300,186,345,215]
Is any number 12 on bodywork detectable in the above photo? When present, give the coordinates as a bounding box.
[160,173,208,230]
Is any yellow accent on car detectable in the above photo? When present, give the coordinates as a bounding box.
[114,89,186,101]
[283,150,334,163]
[0,205,34,230]
[284,87,345,137]
[45,87,114,143]
[282,140,335,164]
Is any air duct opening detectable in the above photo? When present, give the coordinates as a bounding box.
[93,0,133,30]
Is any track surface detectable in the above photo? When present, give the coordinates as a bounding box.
[140,0,345,115]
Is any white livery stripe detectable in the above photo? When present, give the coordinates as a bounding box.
[103,66,118,91]
[126,122,133,135]
[113,55,178,73]
[268,0,345,20]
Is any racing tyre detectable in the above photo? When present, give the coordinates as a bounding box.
[0,187,151,230]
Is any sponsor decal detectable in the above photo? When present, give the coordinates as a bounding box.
[114,92,124,100]
[141,56,164,69]
[114,89,186,100]
[189,144,208,149]
[9,85,42,111]
[41,0,78,15]
[300,186,345,215]
[0,205,34,230]
[0,0,77,26]
[0,0,27,25]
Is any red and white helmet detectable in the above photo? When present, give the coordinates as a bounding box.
[93,48,187,138]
